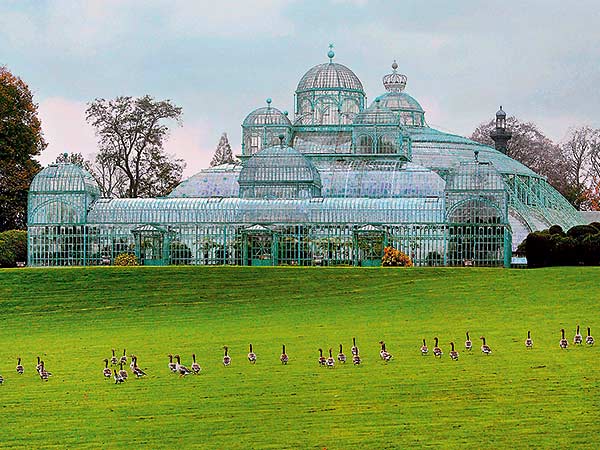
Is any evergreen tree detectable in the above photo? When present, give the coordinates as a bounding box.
[210,132,235,166]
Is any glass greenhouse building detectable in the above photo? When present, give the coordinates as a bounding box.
[27,51,583,267]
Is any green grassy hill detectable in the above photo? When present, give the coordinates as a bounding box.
[0,267,598,448]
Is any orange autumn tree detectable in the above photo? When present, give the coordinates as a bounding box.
[0,66,46,231]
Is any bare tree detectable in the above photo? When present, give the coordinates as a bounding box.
[85,95,185,198]
[471,116,573,203]
[563,126,600,210]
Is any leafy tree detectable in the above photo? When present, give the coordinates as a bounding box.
[85,95,185,198]
[210,132,235,167]
[0,66,46,230]
[471,116,573,203]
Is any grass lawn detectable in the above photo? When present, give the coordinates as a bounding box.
[0,266,598,449]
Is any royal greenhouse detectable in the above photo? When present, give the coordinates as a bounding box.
[27,49,583,267]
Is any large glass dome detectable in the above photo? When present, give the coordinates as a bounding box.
[242,103,291,127]
[297,62,364,92]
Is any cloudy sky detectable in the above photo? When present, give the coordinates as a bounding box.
[1,0,599,176]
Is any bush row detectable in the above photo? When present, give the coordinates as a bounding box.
[524,223,600,267]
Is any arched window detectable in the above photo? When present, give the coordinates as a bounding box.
[377,135,397,154]
[356,135,373,154]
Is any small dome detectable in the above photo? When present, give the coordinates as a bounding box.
[353,101,399,125]
[373,92,424,114]
[239,145,321,199]
[243,104,292,127]
[30,163,100,199]
[297,62,364,92]
[496,106,506,118]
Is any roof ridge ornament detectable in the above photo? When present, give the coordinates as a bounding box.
[383,60,407,92]
[328,43,335,63]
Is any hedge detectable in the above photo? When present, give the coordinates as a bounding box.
[0,230,27,267]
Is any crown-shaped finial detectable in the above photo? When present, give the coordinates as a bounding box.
[327,43,335,62]
[383,60,407,92]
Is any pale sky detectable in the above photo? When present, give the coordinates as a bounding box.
[2,0,599,177]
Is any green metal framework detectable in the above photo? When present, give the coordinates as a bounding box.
[27,50,584,268]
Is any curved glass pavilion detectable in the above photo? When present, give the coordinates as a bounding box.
[27,51,582,267]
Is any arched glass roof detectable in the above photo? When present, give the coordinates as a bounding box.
[297,62,364,92]
[30,163,100,198]
[353,101,399,125]
[243,105,291,127]
[373,92,424,114]
[239,146,321,186]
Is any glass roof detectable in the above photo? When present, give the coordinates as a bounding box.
[297,62,364,92]
[243,105,291,127]
[29,163,100,198]
[353,101,399,125]
[373,92,424,114]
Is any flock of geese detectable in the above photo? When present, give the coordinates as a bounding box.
[0,327,594,385]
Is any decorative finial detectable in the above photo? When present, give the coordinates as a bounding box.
[62,152,68,159]
[278,134,285,147]
[266,98,272,106]
[283,110,288,116]
[474,150,479,162]
[383,61,407,92]
[328,43,335,62]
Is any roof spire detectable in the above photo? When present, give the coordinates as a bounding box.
[383,60,407,92]
[327,43,335,62]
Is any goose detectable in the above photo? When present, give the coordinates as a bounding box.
[280,345,289,365]
[420,339,428,356]
[39,361,51,381]
[586,327,595,346]
[480,336,492,355]
[351,337,359,356]
[119,362,128,381]
[16,357,24,374]
[247,344,257,364]
[0,374,3,385]
[337,344,346,363]
[525,330,533,349]
[433,337,443,357]
[559,329,568,349]
[131,356,147,378]
[168,354,177,373]
[129,355,136,372]
[174,354,192,376]
[113,369,124,384]
[120,349,127,365]
[352,352,361,365]
[102,359,112,378]
[326,348,335,368]
[465,332,472,351]
[191,354,201,374]
[36,356,42,374]
[449,342,459,361]
[574,325,583,345]
[110,349,118,366]
[222,346,231,367]
[379,341,392,362]
[318,348,326,366]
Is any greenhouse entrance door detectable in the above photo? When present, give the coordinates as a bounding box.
[354,225,386,267]
[132,224,168,266]
[243,225,275,266]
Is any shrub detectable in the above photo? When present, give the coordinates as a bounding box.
[548,225,565,236]
[0,230,27,267]
[382,246,413,267]
[566,224,597,239]
[525,231,552,268]
[114,253,138,266]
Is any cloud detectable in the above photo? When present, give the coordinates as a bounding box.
[164,118,219,177]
